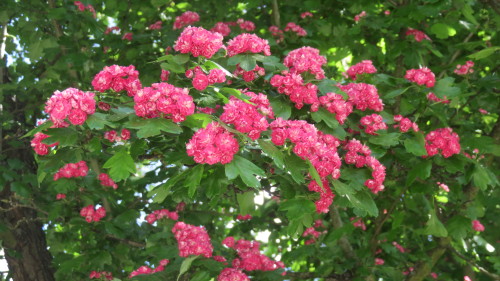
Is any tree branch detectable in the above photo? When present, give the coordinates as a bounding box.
[449,246,500,280]
[271,0,281,27]
[105,234,146,248]
[329,205,357,261]
[407,237,451,281]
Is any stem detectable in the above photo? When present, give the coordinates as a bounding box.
[329,204,357,260]
[449,246,500,280]
[272,0,281,27]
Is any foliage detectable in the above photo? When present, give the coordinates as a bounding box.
[0,0,499,281]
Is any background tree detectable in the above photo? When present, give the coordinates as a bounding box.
[0,0,499,281]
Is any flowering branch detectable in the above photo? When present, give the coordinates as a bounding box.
[329,204,357,261]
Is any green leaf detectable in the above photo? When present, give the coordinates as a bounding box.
[43,127,79,147]
[317,79,341,95]
[279,198,316,219]
[237,191,255,215]
[284,154,306,184]
[184,165,204,198]
[468,47,500,60]
[331,179,354,196]
[22,121,52,138]
[225,155,265,188]
[404,134,427,156]
[473,165,491,190]
[430,23,456,39]
[103,149,136,181]
[227,55,243,66]
[126,118,182,138]
[183,113,212,129]
[258,139,285,169]
[172,54,190,64]
[311,107,339,129]
[433,77,461,98]
[446,215,469,240]
[149,169,189,203]
[384,87,409,99]
[86,112,114,130]
[307,160,324,190]
[178,256,198,281]
[406,160,432,186]
[368,132,400,147]
[269,96,291,119]
[161,62,184,74]
[346,190,378,217]
[239,54,257,71]
[425,210,448,237]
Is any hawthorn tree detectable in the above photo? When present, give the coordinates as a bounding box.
[0,1,499,281]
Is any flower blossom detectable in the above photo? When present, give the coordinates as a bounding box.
[284,47,327,79]
[301,12,313,18]
[284,22,307,36]
[308,179,335,213]
[31,132,57,155]
[437,181,450,192]
[129,260,169,278]
[472,220,485,232]
[89,271,113,280]
[346,60,377,80]
[427,92,450,104]
[224,238,285,272]
[122,32,133,41]
[98,173,118,189]
[393,115,419,132]
[351,217,367,231]
[454,61,474,75]
[80,205,106,223]
[217,268,249,281]
[211,22,231,37]
[270,72,320,110]
[406,28,431,42]
[173,11,200,30]
[92,65,142,96]
[44,88,96,126]
[237,19,255,31]
[53,161,89,181]
[405,67,435,88]
[174,26,224,59]
[148,21,162,30]
[338,83,384,112]
[134,82,195,122]
[186,122,239,165]
[424,128,461,158]
[227,33,271,56]
[172,222,213,258]
[319,93,353,125]
[354,11,367,22]
[145,209,179,224]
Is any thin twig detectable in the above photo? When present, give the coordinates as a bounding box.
[437,32,474,79]
[450,246,500,280]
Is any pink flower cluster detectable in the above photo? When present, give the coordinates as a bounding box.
[236,214,252,221]
[149,20,162,30]
[472,220,485,232]
[344,139,386,194]
[186,122,239,165]
[122,32,133,41]
[186,67,226,90]
[104,26,120,35]
[405,67,435,88]
[31,132,57,155]
[227,34,271,57]
[173,11,200,30]
[220,92,274,140]
[270,118,342,179]
[98,173,117,189]
[393,241,406,253]
[45,88,96,126]
[234,64,265,82]
[427,92,450,104]
[129,259,169,278]
[104,129,130,142]
[346,60,377,80]
[53,161,88,181]
[302,220,325,244]
[80,205,106,223]
[217,268,249,281]
[92,65,142,97]
[406,28,431,42]
[354,11,367,22]
[237,19,255,31]
[223,237,285,272]
[197,105,220,115]
[98,102,111,111]
[56,193,66,200]
[301,12,313,18]
[424,128,461,158]
[145,209,179,224]
[437,181,450,192]
[211,22,232,37]
[284,47,327,79]
[338,83,384,112]
[319,93,353,125]
[270,72,319,110]
[74,1,96,18]
[172,222,213,258]
[360,114,387,135]
[174,26,224,59]
[89,271,113,280]
[375,258,385,265]
[284,22,307,36]
[308,179,335,213]
[269,25,284,43]
[161,69,170,82]
[351,217,367,230]
[393,115,419,133]
[454,60,474,75]
[134,82,195,122]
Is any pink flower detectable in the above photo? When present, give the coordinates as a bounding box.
[479,108,489,114]
[237,18,255,31]
[44,88,96,126]
[99,173,118,189]
[192,72,209,91]
[454,60,474,75]
[173,11,200,30]
[437,182,450,192]
[174,26,224,59]
[53,161,89,181]
[301,12,313,18]
[210,22,231,37]
[427,92,450,104]
[472,220,485,232]
[405,67,435,88]
[226,238,285,271]
[338,83,384,112]
[284,47,327,79]
[56,193,66,200]
[80,205,106,223]
[430,272,438,279]
[186,122,239,165]
[270,72,319,110]
[375,258,385,265]
[217,268,249,281]
[308,179,335,213]
[424,128,461,158]
[360,114,387,135]
[351,217,367,231]
[145,209,178,224]
[346,60,377,80]
[227,33,271,57]
[122,32,133,41]
[393,115,419,132]
[172,222,213,258]
[354,11,367,22]
[406,28,431,42]
[92,65,142,96]
[284,22,307,36]
[149,20,162,30]
[384,10,391,15]
[31,132,57,155]
[392,241,406,253]
[319,93,353,125]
